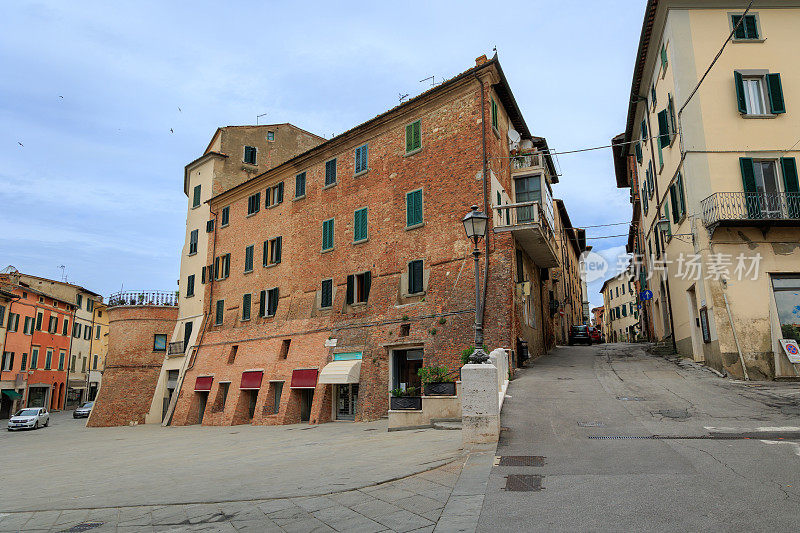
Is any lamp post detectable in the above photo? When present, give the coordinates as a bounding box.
[462,205,489,364]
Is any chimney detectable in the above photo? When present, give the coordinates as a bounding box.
[475,55,488,67]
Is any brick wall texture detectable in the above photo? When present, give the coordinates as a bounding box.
[171,60,572,427]
[87,305,177,427]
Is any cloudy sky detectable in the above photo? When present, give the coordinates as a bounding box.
[0,0,644,309]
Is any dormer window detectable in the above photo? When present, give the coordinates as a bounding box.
[243,146,257,165]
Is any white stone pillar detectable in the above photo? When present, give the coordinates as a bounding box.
[460,363,500,444]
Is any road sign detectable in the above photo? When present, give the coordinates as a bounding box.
[641,290,653,301]
[637,304,642,309]
[779,339,800,364]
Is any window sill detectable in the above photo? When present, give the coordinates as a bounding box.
[242,161,257,166]
[293,195,306,202]
[266,203,283,209]
[321,247,334,254]
[405,222,425,231]
[185,294,195,299]
[323,182,337,190]
[741,113,778,119]
[240,318,251,322]
[732,38,766,43]
[220,223,229,229]
[191,205,201,210]
[264,262,280,269]
[188,251,197,257]
[350,301,368,308]
[243,269,253,275]
[404,147,422,158]
[353,238,369,246]
[354,169,369,178]
[246,212,259,218]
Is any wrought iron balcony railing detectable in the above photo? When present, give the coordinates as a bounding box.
[511,153,543,171]
[701,192,800,228]
[168,341,185,355]
[493,200,554,239]
[108,290,179,307]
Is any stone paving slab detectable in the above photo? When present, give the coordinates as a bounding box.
[0,457,495,533]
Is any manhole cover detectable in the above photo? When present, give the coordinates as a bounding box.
[578,421,607,427]
[61,523,104,533]
[617,397,646,401]
[504,474,544,491]
[496,455,545,467]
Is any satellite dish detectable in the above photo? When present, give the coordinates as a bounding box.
[507,128,521,150]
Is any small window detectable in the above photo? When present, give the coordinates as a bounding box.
[279,339,291,359]
[263,237,282,266]
[214,253,231,280]
[153,334,167,352]
[76,294,83,307]
[31,348,38,369]
[242,293,252,321]
[322,218,334,251]
[192,185,201,208]
[259,288,280,317]
[215,299,224,325]
[95,325,101,340]
[227,345,238,364]
[218,382,230,409]
[320,279,333,308]
[23,315,33,335]
[62,318,68,336]
[735,71,785,115]
[267,131,275,141]
[247,192,261,216]
[408,260,424,294]
[295,172,306,198]
[490,98,499,130]
[243,146,257,165]
[355,144,368,174]
[354,208,368,243]
[93,354,99,369]
[651,84,657,109]
[45,349,53,369]
[406,189,423,227]
[186,274,195,298]
[265,182,284,207]
[189,229,198,255]
[660,43,668,72]
[58,351,65,371]
[36,311,43,331]
[272,382,283,414]
[221,206,230,227]
[244,244,254,273]
[400,324,410,337]
[405,120,421,153]
[325,159,337,186]
[20,353,27,371]
[732,14,759,40]
[206,219,215,233]
[346,271,372,305]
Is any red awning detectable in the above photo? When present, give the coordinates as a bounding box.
[194,376,213,392]
[240,370,263,390]
[290,368,318,389]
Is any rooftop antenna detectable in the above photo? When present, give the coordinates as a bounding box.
[420,75,435,87]
[399,92,409,103]
[256,113,267,125]
[58,265,66,282]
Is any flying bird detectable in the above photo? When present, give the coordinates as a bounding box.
[59,95,64,99]
[178,107,182,112]
[18,142,23,147]
[170,128,174,134]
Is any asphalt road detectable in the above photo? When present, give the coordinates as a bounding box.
[478,343,800,532]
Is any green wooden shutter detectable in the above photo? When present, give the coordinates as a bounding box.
[740,157,761,218]
[677,172,686,217]
[406,124,413,152]
[242,294,251,321]
[346,275,354,304]
[766,73,786,114]
[657,110,669,148]
[732,15,746,39]
[215,300,224,325]
[660,45,668,70]
[413,121,420,149]
[363,271,372,302]
[670,184,679,222]
[734,71,747,113]
[781,157,800,218]
[668,94,677,134]
[635,142,642,163]
[744,15,758,39]
[259,290,266,317]
[641,119,647,139]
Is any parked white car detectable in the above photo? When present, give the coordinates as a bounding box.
[7,407,50,431]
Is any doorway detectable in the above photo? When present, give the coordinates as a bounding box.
[686,286,704,361]
[299,389,314,422]
[196,391,208,424]
[183,321,193,349]
[335,384,358,421]
[28,386,47,408]
[391,349,423,393]
[753,160,782,218]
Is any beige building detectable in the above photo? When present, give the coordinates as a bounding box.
[615,0,800,378]
[88,301,108,400]
[17,273,103,406]
[600,271,640,343]
[148,125,325,424]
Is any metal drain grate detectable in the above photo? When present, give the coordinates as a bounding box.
[504,474,544,491]
[496,455,545,466]
[61,522,104,533]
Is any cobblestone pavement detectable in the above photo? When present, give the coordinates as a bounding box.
[0,460,471,532]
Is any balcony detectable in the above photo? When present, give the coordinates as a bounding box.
[168,341,185,356]
[701,192,800,231]
[493,201,559,268]
[510,153,544,174]
[108,290,179,307]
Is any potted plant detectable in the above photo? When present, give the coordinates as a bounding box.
[418,365,456,396]
[390,387,422,410]
[461,346,488,365]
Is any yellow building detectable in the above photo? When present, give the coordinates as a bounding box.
[615,0,800,378]
[600,271,640,343]
[88,301,109,400]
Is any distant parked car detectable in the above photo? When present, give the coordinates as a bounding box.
[7,407,50,431]
[588,327,602,343]
[568,325,592,346]
[73,401,94,419]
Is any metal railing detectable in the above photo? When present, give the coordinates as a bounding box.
[701,192,800,227]
[168,341,185,355]
[493,201,554,241]
[511,153,542,171]
[107,290,179,307]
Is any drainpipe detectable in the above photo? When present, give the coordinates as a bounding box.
[86,303,96,401]
[475,75,490,342]
[63,305,75,411]
[723,292,749,380]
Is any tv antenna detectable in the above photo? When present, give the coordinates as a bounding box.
[399,93,409,103]
[420,75,435,87]
[58,265,66,282]
[256,113,267,125]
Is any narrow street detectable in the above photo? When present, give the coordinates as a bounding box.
[478,343,800,532]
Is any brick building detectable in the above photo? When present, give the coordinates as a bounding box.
[170,54,580,427]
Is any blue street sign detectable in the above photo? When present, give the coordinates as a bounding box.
[641,290,653,301]
[637,304,642,309]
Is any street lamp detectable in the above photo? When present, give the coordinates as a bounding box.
[462,205,489,364]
